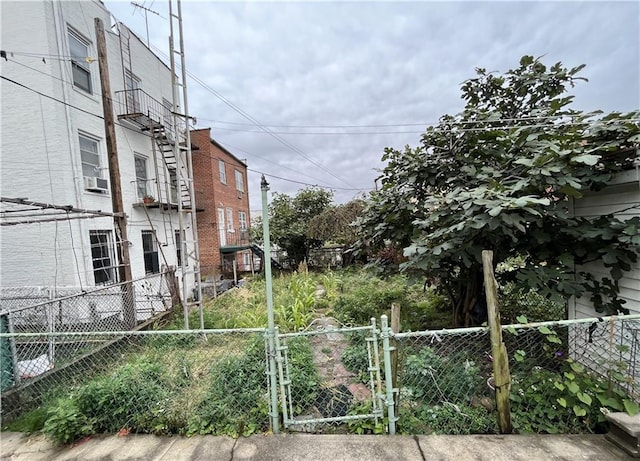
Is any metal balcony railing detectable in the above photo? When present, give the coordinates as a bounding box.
[114,88,183,133]
[221,228,251,247]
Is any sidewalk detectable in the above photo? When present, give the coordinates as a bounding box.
[1,432,635,461]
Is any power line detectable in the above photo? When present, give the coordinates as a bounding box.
[246,168,372,192]
[117,35,357,188]
[214,139,339,187]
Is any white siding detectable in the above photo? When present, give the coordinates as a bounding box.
[0,1,195,294]
[570,176,640,318]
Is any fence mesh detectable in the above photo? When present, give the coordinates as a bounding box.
[394,315,640,435]
[277,322,383,434]
[506,317,640,434]
[0,273,175,385]
[0,329,269,440]
[394,328,498,435]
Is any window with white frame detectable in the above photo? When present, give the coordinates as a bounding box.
[238,211,247,230]
[142,230,159,274]
[80,133,101,178]
[226,208,234,232]
[90,230,117,284]
[235,169,244,192]
[134,155,148,199]
[68,28,92,93]
[219,160,226,184]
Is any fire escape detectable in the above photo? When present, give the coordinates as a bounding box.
[114,14,203,328]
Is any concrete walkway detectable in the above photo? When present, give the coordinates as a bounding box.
[0,432,635,461]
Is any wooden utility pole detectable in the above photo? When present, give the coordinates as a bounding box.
[95,17,135,329]
[482,250,512,433]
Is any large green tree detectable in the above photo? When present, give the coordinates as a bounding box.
[359,56,640,326]
[267,187,334,267]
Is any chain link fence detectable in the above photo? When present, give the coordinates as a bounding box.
[0,329,269,440]
[0,271,176,389]
[393,315,640,435]
[275,320,384,433]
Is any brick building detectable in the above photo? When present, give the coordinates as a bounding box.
[191,128,252,277]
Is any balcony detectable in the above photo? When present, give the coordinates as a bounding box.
[220,228,251,250]
[114,88,181,133]
[132,190,205,212]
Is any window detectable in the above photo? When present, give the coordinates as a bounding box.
[80,133,100,178]
[90,230,116,284]
[68,29,92,93]
[235,170,244,192]
[134,155,148,199]
[238,211,247,230]
[175,230,182,267]
[219,160,226,184]
[243,251,251,269]
[226,208,234,232]
[142,230,159,274]
[124,70,140,112]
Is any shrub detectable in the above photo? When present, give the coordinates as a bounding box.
[500,283,565,324]
[398,403,497,435]
[43,397,94,444]
[402,346,485,404]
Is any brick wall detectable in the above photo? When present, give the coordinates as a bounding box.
[191,128,251,277]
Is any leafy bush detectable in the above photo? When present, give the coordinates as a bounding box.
[402,347,485,403]
[341,332,370,382]
[43,398,94,444]
[510,332,639,434]
[398,403,497,435]
[188,336,269,437]
[500,283,565,324]
[333,273,408,325]
[73,356,172,434]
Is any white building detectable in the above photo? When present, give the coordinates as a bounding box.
[0,1,196,302]
[569,160,640,318]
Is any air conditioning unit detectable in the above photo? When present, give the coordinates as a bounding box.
[237,190,244,200]
[84,176,109,192]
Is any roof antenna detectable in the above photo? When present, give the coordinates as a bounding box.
[130,2,163,47]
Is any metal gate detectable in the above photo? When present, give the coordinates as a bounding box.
[275,317,386,432]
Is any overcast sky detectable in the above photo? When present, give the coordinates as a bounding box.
[104,0,640,214]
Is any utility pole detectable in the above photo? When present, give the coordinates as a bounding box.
[95,17,135,329]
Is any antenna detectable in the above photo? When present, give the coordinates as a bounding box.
[130,2,163,47]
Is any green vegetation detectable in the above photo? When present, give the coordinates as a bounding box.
[358,55,640,326]
[509,323,639,434]
[8,268,630,443]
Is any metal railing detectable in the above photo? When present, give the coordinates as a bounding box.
[114,88,184,134]
[1,312,638,437]
[0,271,176,391]
[392,314,640,435]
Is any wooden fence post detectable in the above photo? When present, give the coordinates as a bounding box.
[390,303,400,410]
[482,250,512,433]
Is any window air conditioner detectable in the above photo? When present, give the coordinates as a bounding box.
[84,176,109,192]
[237,190,244,199]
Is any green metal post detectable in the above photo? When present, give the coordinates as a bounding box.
[261,176,280,433]
[381,315,397,434]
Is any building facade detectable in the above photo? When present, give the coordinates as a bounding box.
[0,1,196,297]
[569,165,640,318]
[191,128,252,277]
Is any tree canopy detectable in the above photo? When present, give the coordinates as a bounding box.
[307,199,366,245]
[358,55,640,326]
[266,187,334,267]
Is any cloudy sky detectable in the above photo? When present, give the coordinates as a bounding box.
[104,0,639,214]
